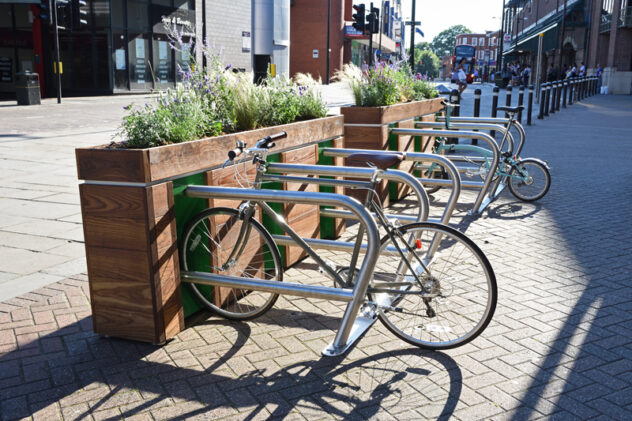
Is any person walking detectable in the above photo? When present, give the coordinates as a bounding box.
[521,64,531,86]
[456,58,468,94]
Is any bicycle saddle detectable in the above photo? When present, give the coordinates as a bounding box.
[496,105,524,114]
[347,152,404,170]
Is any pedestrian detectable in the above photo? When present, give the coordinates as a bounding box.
[562,64,568,79]
[547,64,557,82]
[502,64,511,88]
[456,58,468,94]
[579,62,586,77]
[521,64,531,86]
[569,63,577,78]
[596,63,603,91]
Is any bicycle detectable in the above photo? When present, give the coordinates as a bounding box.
[425,104,551,202]
[180,132,497,351]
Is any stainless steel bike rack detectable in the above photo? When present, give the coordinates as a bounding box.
[264,162,430,224]
[320,148,461,226]
[390,128,501,215]
[436,116,527,156]
[415,121,516,155]
[180,186,380,357]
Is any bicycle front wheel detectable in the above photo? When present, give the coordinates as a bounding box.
[371,222,496,350]
[508,158,551,202]
[180,207,283,320]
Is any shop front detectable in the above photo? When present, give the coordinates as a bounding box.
[0,0,195,98]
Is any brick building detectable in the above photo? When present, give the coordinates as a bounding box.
[502,0,631,94]
[455,31,500,81]
[289,0,404,81]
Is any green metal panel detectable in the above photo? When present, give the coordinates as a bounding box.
[172,173,209,318]
[388,122,400,200]
[317,140,339,239]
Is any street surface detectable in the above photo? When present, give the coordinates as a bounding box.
[0,89,631,419]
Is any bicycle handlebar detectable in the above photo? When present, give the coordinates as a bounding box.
[225,132,288,166]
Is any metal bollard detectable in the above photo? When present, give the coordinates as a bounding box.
[505,86,512,109]
[473,88,481,145]
[517,86,524,124]
[537,84,546,119]
[491,86,499,138]
[568,80,574,105]
[550,82,557,114]
[447,89,460,145]
[555,81,561,111]
[562,81,568,108]
[527,85,534,126]
[544,83,550,117]
[579,78,584,101]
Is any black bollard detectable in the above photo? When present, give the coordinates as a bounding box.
[447,89,460,145]
[537,84,546,119]
[473,88,481,145]
[562,81,568,108]
[556,81,562,111]
[505,86,512,108]
[491,86,499,138]
[517,86,525,124]
[527,85,534,126]
[544,83,550,117]
[550,82,557,114]
[569,80,574,105]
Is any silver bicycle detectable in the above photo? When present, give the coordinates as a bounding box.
[180,133,497,352]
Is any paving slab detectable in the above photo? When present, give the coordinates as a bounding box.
[1,91,631,419]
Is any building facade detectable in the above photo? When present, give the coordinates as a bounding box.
[455,31,500,80]
[502,0,631,94]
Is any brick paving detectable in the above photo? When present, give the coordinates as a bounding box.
[1,94,632,420]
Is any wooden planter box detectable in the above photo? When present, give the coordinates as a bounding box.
[341,98,444,205]
[76,116,343,344]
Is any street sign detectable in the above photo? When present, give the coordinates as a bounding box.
[313,49,319,59]
[375,49,381,56]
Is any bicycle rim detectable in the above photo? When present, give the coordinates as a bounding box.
[372,222,496,350]
[508,159,551,201]
[180,207,282,320]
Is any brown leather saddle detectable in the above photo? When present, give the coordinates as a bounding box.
[346,152,404,170]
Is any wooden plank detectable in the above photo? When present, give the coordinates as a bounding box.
[83,215,148,251]
[341,98,444,125]
[206,163,258,210]
[75,148,149,183]
[79,184,147,219]
[76,116,343,183]
[146,182,184,342]
[281,145,320,267]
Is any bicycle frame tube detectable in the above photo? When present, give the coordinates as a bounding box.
[182,185,381,356]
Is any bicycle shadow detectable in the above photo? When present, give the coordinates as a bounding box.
[0,303,463,420]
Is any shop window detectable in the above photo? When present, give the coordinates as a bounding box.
[129,33,152,89]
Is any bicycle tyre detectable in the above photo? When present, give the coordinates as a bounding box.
[371,222,496,350]
[180,207,283,320]
[507,158,551,202]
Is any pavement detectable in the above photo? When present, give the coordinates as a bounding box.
[1,88,632,419]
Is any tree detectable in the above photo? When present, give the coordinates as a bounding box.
[430,25,472,58]
[415,50,440,78]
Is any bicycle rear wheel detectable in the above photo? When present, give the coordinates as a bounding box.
[180,207,283,320]
[371,222,496,350]
[508,158,551,202]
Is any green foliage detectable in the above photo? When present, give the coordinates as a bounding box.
[430,25,472,58]
[335,62,438,107]
[116,26,327,148]
[416,50,441,78]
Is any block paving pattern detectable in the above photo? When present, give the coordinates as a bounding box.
[1,95,632,419]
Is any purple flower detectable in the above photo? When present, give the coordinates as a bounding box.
[225,64,232,71]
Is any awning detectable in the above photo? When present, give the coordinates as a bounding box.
[503,22,559,55]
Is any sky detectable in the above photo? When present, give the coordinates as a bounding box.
[356,0,504,47]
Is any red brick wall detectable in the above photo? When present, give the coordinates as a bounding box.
[290,0,345,81]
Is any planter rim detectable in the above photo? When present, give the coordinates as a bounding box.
[339,97,443,112]
[76,115,344,184]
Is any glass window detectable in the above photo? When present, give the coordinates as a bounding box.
[128,33,152,89]
[111,0,125,28]
[92,0,111,29]
[472,38,477,46]
[112,30,128,90]
[479,37,485,46]
[152,33,173,87]
[128,1,149,31]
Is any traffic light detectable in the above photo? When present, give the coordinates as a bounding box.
[40,0,53,25]
[56,0,72,29]
[367,7,379,34]
[71,0,88,28]
[352,4,365,33]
